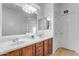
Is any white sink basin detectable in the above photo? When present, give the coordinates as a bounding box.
[9,38,30,46]
[0,36,41,47]
[10,41,25,46]
[10,36,41,46]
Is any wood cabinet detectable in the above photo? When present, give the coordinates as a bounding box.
[21,44,35,56]
[5,49,20,56]
[44,40,49,56]
[0,38,53,56]
[2,44,35,56]
[43,38,53,56]
[36,42,43,56]
[35,38,53,56]
[21,45,33,56]
[48,38,52,54]
[32,44,36,56]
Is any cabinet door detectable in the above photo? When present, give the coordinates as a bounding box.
[22,44,35,56]
[44,40,49,56]
[32,44,36,56]
[5,49,20,56]
[36,42,43,56]
[48,38,53,54]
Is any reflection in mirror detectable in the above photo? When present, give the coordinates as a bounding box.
[38,16,51,30]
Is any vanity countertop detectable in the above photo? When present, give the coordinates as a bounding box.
[0,34,53,55]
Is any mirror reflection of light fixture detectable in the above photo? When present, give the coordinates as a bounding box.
[15,3,40,14]
[22,4,37,14]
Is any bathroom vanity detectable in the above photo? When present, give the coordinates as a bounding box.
[0,37,53,56]
[0,3,53,56]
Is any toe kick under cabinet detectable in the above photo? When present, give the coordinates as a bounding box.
[0,38,53,56]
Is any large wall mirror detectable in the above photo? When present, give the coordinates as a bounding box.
[2,3,38,36]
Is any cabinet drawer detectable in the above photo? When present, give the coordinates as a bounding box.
[36,48,43,56]
[36,41,43,56]
[36,52,43,56]
[36,47,43,52]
